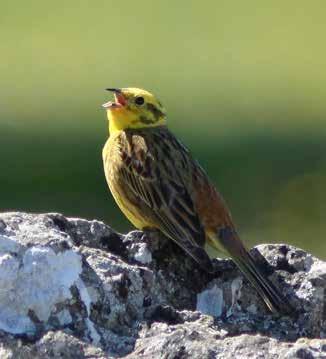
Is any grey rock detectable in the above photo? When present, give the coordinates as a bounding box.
[130,317,326,359]
[0,212,325,358]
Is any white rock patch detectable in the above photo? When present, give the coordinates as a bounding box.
[76,279,101,344]
[133,243,152,264]
[196,285,223,317]
[0,237,82,335]
[226,277,243,317]
[0,235,21,254]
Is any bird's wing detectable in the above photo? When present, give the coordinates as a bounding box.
[119,129,213,271]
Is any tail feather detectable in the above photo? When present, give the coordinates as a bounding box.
[231,250,293,314]
[210,229,293,315]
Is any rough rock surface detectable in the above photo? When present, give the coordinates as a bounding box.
[0,212,325,358]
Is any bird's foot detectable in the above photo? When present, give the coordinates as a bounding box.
[123,229,163,253]
[124,230,145,242]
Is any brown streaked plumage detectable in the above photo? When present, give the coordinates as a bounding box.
[102,87,293,315]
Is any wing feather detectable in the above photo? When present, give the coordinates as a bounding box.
[118,128,212,270]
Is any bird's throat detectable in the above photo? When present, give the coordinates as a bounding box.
[107,110,167,135]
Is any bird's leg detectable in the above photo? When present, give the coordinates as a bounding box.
[123,230,145,242]
[123,228,162,246]
[123,228,163,260]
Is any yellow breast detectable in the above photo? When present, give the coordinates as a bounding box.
[102,135,154,230]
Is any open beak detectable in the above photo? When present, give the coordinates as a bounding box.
[102,88,127,109]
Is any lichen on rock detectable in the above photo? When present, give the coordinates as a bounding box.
[0,212,325,358]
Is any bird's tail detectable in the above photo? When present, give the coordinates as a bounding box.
[209,231,293,315]
[231,248,293,314]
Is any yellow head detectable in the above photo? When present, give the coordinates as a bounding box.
[102,87,167,134]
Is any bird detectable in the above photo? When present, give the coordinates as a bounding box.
[102,87,292,315]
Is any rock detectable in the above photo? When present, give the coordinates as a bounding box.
[0,331,106,358]
[130,317,326,359]
[0,212,324,358]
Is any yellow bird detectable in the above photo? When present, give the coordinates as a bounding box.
[102,87,292,314]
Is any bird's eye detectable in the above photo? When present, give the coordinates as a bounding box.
[135,96,145,106]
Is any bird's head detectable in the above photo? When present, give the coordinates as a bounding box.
[102,87,167,133]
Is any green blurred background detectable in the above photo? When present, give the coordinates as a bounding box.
[1,1,326,257]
